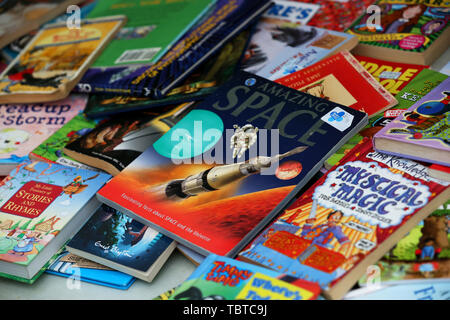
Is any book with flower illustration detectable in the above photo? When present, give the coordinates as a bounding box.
[0,94,88,175]
[238,139,450,300]
[347,0,450,65]
[275,51,397,118]
[0,15,125,103]
[373,77,450,166]
[0,158,111,281]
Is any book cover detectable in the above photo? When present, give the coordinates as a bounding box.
[64,103,193,176]
[238,139,450,300]
[29,113,101,171]
[46,249,136,290]
[0,94,88,175]
[355,54,429,95]
[0,15,126,103]
[374,77,450,166]
[0,158,111,280]
[83,28,251,118]
[96,70,368,258]
[275,51,398,118]
[0,0,83,49]
[76,0,273,98]
[66,204,175,283]
[241,1,358,80]
[168,254,321,300]
[324,68,448,170]
[347,0,450,65]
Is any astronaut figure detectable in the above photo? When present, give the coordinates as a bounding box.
[230,124,258,159]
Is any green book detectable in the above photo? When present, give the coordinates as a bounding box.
[324,68,448,169]
[87,0,215,67]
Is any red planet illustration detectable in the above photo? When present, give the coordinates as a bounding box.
[275,160,302,180]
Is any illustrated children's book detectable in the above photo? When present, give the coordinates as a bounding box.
[86,0,215,68]
[355,55,429,96]
[374,77,450,166]
[0,94,88,175]
[275,51,397,118]
[0,0,83,49]
[238,139,450,300]
[324,68,448,170]
[29,113,101,171]
[76,0,273,98]
[64,103,193,176]
[0,16,126,104]
[0,159,111,281]
[168,254,321,300]
[46,249,136,290]
[241,0,358,80]
[96,71,368,258]
[66,204,176,283]
[347,0,450,65]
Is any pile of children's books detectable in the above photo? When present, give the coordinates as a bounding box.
[0,0,448,301]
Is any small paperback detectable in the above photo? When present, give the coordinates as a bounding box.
[66,204,176,283]
[374,77,450,166]
[96,71,368,257]
[238,139,450,300]
[0,159,110,281]
[0,94,88,175]
[0,16,125,103]
[168,254,320,300]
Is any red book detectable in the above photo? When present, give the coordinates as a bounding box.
[276,51,397,118]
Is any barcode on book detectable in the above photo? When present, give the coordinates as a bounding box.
[115,48,161,64]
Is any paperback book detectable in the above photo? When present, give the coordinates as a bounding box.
[66,204,176,283]
[238,139,450,300]
[374,77,450,166]
[347,0,450,65]
[96,70,368,257]
[0,94,88,175]
[0,159,110,281]
[427,163,450,181]
[0,16,126,103]
[168,254,321,300]
[275,51,397,118]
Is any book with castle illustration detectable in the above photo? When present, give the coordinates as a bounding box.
[0,158,111,281]
[0,94,88,175]
[168,254,321,300]
[241,0,358,80]
[96,71,368,258]
[275,51,398,118]
[238,139,450,300]
[66,204,176,282]
[373,77,450,166]
[0,15,125,103]
[347,0,450,65]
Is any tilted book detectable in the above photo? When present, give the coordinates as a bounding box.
[0,159,110,281]
[275,51,398,118]
[96,70,368,257]
[238,139,450,299]
[374,77,450,166]
[0,94,88,175]
[347,0,450,65]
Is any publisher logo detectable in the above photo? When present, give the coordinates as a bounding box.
[321,107,354,132]
[245,78,256,86]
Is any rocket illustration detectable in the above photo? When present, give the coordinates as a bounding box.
[151,146,308,201]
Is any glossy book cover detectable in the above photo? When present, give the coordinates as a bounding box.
[97,71,368,257]
[238,139,450,299]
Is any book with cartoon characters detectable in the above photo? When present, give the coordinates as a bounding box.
[238,139,450,300]
[374,77,450,166]
[0,94,88,175]
[0,159,111,281]
[347,0,450,65]
[168,254,321,300]
[0,15,125,104]
[66,204,176,283]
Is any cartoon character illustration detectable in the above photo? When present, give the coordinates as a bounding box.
[173,286,225,300]
[61,173,100,198]
[230,124,258,159]
[384,5,424,34]
[0,128,30,153]
[8,231,40,256]
[415,237,441,260]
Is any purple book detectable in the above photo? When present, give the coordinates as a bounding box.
[373,77,450,166]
